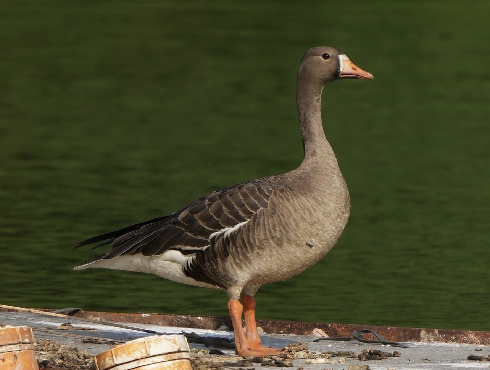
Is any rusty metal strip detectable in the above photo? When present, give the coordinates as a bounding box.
[72,310,490,345]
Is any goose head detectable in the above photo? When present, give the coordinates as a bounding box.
[298,46,374,85]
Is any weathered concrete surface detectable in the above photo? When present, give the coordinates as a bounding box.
[73,309,490,345]
[1,308,490,369]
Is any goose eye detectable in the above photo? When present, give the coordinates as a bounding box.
[321,53,331,60]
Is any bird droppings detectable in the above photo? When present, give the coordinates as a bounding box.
[57,322,95,331]
[357,349,401,361]
[191,355,231,370]
[58,323,74,330]
[467,354,490,361]
[35,339,95,370]
[191,347,226,355]
[81,337,122,346]
[347,365,370,370]
[281,342,356,362]
[228,355,294,368]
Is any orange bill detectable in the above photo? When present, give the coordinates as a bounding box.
[339,54,374,80]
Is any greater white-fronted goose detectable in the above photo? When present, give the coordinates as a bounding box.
[75,46,373,357]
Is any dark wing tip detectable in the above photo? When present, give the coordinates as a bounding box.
[75,215,170,249]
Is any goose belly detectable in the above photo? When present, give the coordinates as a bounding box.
[223,190,350,286]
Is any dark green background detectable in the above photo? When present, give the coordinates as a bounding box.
[1,1,489,331]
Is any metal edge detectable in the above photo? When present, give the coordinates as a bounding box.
[72,310,490,345]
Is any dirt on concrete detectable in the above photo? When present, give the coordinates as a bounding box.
[31,339,401,370]
[190,342,371,369]
[35,339,95,370]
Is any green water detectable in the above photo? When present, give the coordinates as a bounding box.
[1,1,489,331]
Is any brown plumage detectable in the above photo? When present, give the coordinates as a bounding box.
[75,46,373,357]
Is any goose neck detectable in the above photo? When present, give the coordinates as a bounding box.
[296,78,330,162]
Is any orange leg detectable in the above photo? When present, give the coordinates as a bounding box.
[242,293,262,345]
[228,296,281,357]
[228,299,250,357]
[242,294,281,355]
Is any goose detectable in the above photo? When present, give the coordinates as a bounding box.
[75,46,373,357]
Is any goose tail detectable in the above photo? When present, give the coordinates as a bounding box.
[73,253,107,270]
[74,215,170,269]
